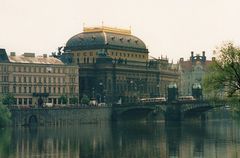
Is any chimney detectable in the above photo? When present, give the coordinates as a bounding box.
[10,52,16,56]
[43,54,47,58]
[190,51,194,62]
[23,53,35,57]
[191,51,194,56]
[212,57,216,61]
[180,58,184,62]
[202,51,206,62]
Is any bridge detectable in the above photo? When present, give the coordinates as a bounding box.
[9,101,225,126]
[113,101,225,121]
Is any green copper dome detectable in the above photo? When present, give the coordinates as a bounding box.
[64,26,148,53]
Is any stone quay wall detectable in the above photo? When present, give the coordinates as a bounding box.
[10,107,113,126]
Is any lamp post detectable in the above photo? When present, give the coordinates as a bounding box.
[157,84,160,97]
[92,87,95,99]
[99,82,103,103]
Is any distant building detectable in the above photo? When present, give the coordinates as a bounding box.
[178,51,212,96]
[0,49,78,106]
[59,26,179,104]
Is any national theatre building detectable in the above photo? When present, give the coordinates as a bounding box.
[59,26,179,104]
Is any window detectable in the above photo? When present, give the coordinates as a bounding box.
[3,66,7,72]
[24,87,27,93]
[29,87,31,93]
[29,77,31,83]
[19,87,21,93]
[24,98,27,105]
[13,86,16,93]
[2,86,8,93]
[18,98,22,105]
[48,87,51,93]
[24,77,26,83]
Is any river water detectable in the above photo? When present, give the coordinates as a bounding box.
[0,118,240,157]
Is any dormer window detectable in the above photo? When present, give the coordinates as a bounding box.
[92,36,96,40]
[78,37,84,41]
[120,37,123,42]
[111,36,115,40]
[135,40,138,44]
[127,39,131,42]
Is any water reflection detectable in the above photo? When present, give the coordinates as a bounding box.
[0,120,240,158]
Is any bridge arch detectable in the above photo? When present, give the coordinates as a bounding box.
[22,114,45,126]
[113,105,157,120]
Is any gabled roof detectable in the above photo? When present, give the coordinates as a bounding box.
[9,55,64,65]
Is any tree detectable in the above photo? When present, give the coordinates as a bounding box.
[0,102,11,127]
[2,93,16,106]
[203,42,240,99]
[81,95,90,105]
[70,96,79,105]
[59,95,68,104]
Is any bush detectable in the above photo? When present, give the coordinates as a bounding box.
[0,103,11,127]
[81,95,90,105]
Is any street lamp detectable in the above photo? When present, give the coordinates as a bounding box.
[157,84,160,97]
[99,82,103,103]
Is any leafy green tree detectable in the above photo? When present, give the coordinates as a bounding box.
[2,93,16,106]
[0,128,11,157]
[203,42,240,98]
[70,96,79,105]
[81,95,90,105]
[59,95,68,104]
[0,102,11,127]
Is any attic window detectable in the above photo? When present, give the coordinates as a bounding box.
[120,37,123,42]
[78,37,84,41]
[92,36,96,40]
[135,40,138,44]
[111,36,115,40]
[127,39,131,42]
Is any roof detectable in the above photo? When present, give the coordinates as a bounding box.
[64,26,148,53]
[9,55,64,65]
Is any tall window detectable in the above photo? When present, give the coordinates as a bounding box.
[13,86,16,93]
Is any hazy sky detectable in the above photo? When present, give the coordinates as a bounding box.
[1,0,240,61]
